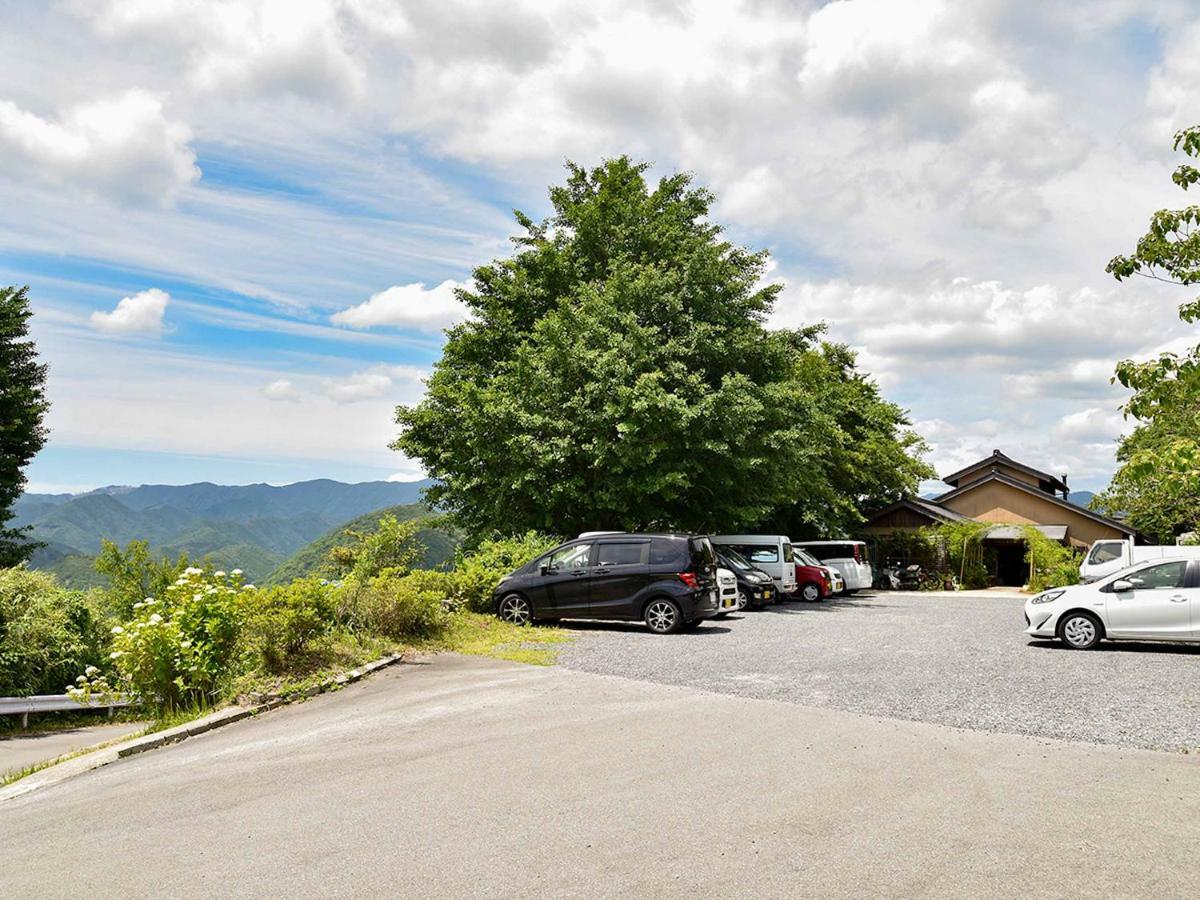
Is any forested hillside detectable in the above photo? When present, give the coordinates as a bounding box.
[265,503,460,585]
[15,479,435,586]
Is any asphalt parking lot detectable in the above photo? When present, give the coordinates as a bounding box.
[5,655,1199,898]
[559,591,1200,751]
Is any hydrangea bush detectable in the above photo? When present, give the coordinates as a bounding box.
[80,568,254,710]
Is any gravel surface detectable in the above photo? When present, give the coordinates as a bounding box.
[558,591,1200,751]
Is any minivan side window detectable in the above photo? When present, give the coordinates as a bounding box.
[547,543,593,571]
[1089,542,1124,565]
[783,543,794,563]
[597,542,648,566]
[649,539,688,567]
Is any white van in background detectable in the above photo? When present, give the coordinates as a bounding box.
[711,535,798,595]
[793,540,873,593]
[1079,538,1200,582]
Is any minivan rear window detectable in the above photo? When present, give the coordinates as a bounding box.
[597,542,649,566]
[649,538,688,567]
[689,537,716,568]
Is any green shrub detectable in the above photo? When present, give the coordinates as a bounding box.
[239,578,337,673]
[328,515,426,581]
[1023,528,1082,593]
[94,539,191,621]
[929,521,993,589]
[350,570,451,639]
[93,567,252,710]
[0,567,108,696]
[450,532,560,612]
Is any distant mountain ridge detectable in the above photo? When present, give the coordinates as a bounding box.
[15,478,435,587]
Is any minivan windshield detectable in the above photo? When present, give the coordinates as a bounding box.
[795,549,822,567]
[719,547,755,571]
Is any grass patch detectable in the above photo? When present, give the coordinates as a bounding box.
[426,612,572,665]
[232,630,401,701]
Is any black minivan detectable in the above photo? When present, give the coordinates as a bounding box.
[493,533,720,633]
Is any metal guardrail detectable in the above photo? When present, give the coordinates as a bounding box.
[0,695,131,728]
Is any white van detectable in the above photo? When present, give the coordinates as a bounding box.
[1079,538,1200,582]
[793,540,873,593]
[711,535,798,595]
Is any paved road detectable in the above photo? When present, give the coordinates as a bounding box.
[0,722,147,778]
[2,654,1198,898]
[560,591,1200,750]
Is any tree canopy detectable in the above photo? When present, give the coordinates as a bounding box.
[394,158,930,539]
[0,285,49,566]
[1097,126,1200,541]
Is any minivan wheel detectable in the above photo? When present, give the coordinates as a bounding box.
[1059,612,1101,649]
[645,598,683,634]
[800,582,821,602]
[497,593,532,626]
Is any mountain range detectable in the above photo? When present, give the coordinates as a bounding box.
[14,479,440,587]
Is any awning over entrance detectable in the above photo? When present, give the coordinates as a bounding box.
[982,524,1068,542]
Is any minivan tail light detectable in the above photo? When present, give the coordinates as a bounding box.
[677,572,699,589]
[853,545,862,562]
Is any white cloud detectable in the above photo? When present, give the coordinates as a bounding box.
[0,89,198,206]
[331,280,468,331]
[323,364,426,404]
[79,0,366,103]
[89,288,170,335]
[262,378,301,402]
[1053,407,1131,443]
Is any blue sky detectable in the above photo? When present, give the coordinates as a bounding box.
[2,1,1199,495]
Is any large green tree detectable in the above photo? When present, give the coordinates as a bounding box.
[393,158,929,538]
[1099,126,1200,541]
[0,286,49,566]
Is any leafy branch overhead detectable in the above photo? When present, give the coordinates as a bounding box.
[1096,126,1200,541]
[392,157,931,538]
[1107,125,1200,324]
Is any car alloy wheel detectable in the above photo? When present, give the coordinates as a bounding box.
[498,594,531,626]
[737,590,749,609]
[645,599,680,634]
[801,582,821,602]
[1061,613,1099,649]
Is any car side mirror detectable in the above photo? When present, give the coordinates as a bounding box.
[540,564,551,576]
[1109,579,1134,593]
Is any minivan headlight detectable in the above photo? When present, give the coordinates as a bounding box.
[1031,590,1065,605]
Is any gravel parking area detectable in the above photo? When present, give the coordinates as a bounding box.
[558,591,1200,751]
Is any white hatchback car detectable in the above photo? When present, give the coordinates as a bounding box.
[1024,558,1200,649]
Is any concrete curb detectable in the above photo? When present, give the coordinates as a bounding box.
[0,653,405,802]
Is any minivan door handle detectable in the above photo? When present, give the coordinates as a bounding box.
[1169,595,1188,603]
[571,569,589,577]
[592,567,609,575]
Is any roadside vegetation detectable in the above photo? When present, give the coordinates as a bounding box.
[871,522,1082,593]
[0,524,568,729]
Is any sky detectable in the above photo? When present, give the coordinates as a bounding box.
[2,0,1199,495]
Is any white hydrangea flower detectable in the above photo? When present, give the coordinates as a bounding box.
[148,613,164,625]
[231,568,243,576]
[185,566,203,575]
[110,651,122,659]
[85,666,99,675]
[214,570,226,578]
